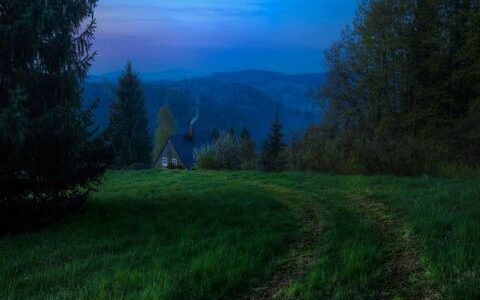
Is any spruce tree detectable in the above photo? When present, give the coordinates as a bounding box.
[261,114,286,171]
[108,62,151,168]
[0,0,108,205]
[153,105,176,162]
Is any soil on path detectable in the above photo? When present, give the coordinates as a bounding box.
[246,183,324,300]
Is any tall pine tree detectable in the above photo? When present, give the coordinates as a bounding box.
[108,62,151,168]
[261,114,286,171]
[0,0,108,203]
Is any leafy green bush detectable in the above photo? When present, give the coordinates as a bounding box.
[195,133,240,170]
[194,145,217,169]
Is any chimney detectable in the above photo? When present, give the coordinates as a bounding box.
[188,125,193,140]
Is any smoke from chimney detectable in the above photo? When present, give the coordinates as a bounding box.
[190,97,200,126]
[190,113,199,126]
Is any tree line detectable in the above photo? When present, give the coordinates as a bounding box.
[296,0,480,176]
[194,0,480,176]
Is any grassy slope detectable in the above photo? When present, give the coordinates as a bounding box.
[0,171,299,299]
[1,171,479,299]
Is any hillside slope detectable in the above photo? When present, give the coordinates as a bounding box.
[83,78,318,143]
[211,70,326,110]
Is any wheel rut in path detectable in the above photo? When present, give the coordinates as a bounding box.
[349,193,439,299]
[246,183,324,300]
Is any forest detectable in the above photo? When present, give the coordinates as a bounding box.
[305,0,480,176]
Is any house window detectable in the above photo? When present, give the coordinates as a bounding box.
[162,157,168,167]
[172,158,178,166]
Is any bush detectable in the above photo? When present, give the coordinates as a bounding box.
[296,123,456,176]
[195,145,217,170]
[195,133,240,170]
[239,129,257,170]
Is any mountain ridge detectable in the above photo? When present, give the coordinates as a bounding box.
[87,69,326,111]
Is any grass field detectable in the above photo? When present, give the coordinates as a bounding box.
[1,171,479,299]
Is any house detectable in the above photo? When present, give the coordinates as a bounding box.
[154,126,210,169]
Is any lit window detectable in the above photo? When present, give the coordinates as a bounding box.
[162,157,168,167]
[172,158,178,166]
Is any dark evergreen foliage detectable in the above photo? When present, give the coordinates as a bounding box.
[261,114,287,171]
[0,1,108,207]
[108,62,152,168]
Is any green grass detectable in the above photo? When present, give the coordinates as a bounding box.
[1,171,479,299]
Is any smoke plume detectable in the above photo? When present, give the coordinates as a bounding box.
[190,97,200,125]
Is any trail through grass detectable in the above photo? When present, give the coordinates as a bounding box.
[1,171,479,299]
[248,173,479,299]
[243,182,324,299]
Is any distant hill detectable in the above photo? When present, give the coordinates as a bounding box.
[211,69,326,86]
[87,69,209,83]
[87,69,326,111]
[210,70,326,111]
[83,78,318,144]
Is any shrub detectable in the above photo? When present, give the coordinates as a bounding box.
[195,145,217,170]
[239,128,257,170]
[195,133,240,170]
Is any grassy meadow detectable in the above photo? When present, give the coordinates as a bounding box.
[1,171,479,299]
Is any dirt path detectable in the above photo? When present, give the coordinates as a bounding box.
[246,183,324,300]
[242,178,436,299]
[349,194,438,299]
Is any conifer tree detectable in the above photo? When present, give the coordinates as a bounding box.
[0,0,108,205]
[108,62,151,167]
[153,105,176,162]
[261,114,287,171]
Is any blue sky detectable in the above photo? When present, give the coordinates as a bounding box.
[91,0,358,74]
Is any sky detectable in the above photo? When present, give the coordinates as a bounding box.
[91,0,358,75]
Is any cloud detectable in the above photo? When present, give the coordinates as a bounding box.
[97,1,267,23]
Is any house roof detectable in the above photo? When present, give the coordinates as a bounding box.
[168,132,211,169]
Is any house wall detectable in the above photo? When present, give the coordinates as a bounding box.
[155,140,185,169]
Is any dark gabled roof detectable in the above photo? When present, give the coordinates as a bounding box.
[169,132,211,169]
